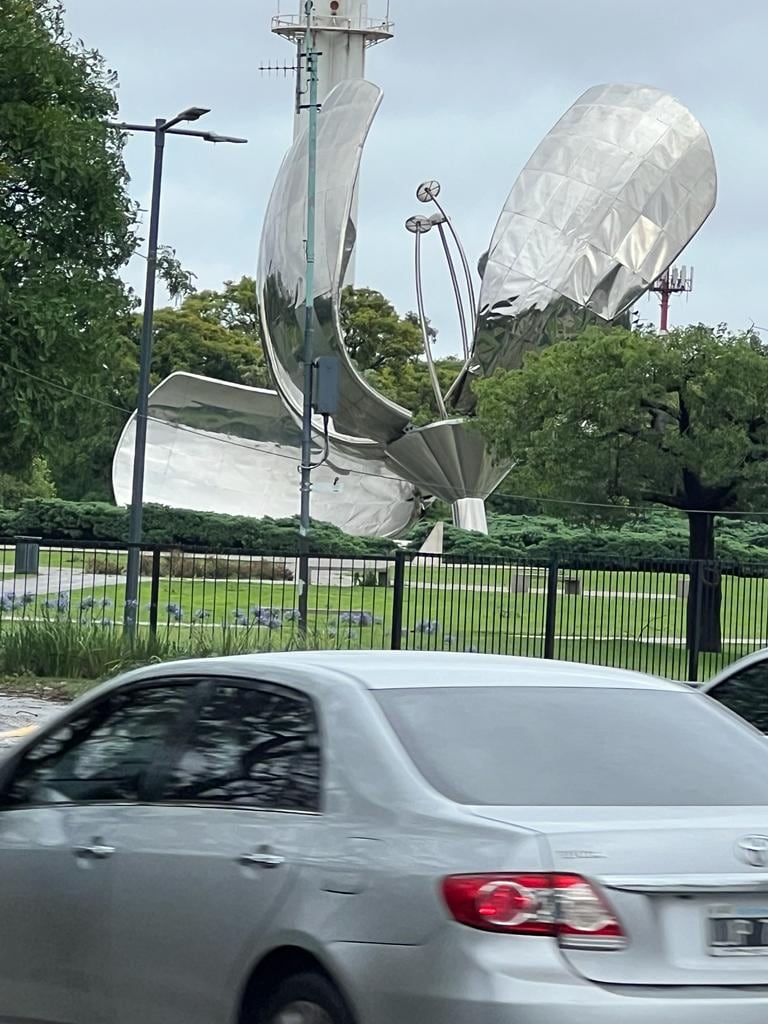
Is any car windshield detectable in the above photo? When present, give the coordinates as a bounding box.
[374,685,768,806]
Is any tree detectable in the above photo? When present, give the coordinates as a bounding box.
[0,0,135,476]
[0,456,56,508]
[184,276,262,338]
[474,325,768,652]
[370,358,464,424]
[47,281,269,501]
[340,286,424,372]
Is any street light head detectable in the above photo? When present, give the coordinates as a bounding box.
[176,106,210,123]
[204,132,249,144]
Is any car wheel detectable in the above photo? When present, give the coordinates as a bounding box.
[259,972,354,1024]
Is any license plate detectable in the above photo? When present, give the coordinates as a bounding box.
[709,911,768,956]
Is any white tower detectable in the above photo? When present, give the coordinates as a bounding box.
[272,1,394,138]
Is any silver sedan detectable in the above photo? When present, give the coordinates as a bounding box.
[2,651,768,1024]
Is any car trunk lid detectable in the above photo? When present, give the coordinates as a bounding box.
[471,805,768,985]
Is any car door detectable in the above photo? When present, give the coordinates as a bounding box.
[105,677,323,1024]
[0,680,197,1024]
[706,656,768,733]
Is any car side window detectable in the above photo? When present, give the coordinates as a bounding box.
[708,661,768,734]
[159,682,321,812]
[1,684,197,807]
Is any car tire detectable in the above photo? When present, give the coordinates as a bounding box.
[257,971,355,1024]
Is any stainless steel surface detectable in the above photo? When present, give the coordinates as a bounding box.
[451,497,488,532]
[386,420,511,505]
[112,372,420,537]
[417,179,478,343]
[412,224,448,420]
[117,82,718,538]
[2,652,768,1022]
[258,79,412,447]
[453,82,717,411]
[437,220,471,361]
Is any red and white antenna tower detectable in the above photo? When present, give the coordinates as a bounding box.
[649,265,694,332]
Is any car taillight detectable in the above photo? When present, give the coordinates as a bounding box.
[442,873,626,950]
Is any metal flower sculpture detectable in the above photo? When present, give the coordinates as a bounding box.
[115,81,716,536]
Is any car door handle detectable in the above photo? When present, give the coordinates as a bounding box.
[74,843,116,860]
[239,850,285,868]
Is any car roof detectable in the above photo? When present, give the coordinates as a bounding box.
[701,648,768,693]
[126,650,687,693]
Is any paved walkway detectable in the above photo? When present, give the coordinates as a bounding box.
[0,568,125,602]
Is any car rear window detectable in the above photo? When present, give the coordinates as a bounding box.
[374,686,768,806]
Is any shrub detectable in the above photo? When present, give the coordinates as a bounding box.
[407,513,768,567]
[83,551,294,581]
[0,498,394,557]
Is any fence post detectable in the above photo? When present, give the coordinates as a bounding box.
[390,550,406,650]
[687,559,704,683]
[148,547,161,638]
[544,559,559,660]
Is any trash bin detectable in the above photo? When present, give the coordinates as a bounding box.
[14,537,41,575]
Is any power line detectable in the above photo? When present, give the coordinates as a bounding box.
[6,359,768,519]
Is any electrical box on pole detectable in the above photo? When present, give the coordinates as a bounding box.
[312,356,340,416]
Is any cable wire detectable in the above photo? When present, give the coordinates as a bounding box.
[6,359,768,518]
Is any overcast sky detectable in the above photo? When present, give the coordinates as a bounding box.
[65,0,768,356]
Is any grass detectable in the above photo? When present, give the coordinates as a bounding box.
[1,560,767,684]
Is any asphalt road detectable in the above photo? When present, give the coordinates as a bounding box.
[0,694,64,748]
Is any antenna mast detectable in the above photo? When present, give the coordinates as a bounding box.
[649,265,694,332]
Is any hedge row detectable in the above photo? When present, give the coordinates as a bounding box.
[0,499,394,557]
[4,500,768,566]
[407,514,768,567]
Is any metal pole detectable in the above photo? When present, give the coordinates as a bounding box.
[436,222,470,360]
[414,229,449,420]
[124,119,166,634]
[660,288,670,332]
[430,196,478,335]
[298,0,320,631]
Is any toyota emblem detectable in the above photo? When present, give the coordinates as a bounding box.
[736,836,768,868]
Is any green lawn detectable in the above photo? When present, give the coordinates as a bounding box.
[2,560,768,682]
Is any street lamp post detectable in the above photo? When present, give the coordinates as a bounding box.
[109,108,247,635]
[297,1,322,632]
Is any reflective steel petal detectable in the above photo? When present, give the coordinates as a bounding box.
[112,373,420,538]
[452,83,717,411]
[258,79,412,448]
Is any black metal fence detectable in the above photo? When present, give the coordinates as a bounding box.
[2,536,767,682]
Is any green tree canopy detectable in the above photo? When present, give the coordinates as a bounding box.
[340,286,424,372]
[475,324,768,650]
[475,324,768,551]
[0,0,135,477]
[370,358,464,424]
[47,279,269,502]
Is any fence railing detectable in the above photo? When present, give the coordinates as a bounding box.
[2,537,767,682]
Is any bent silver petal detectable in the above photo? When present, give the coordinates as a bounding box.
[258,79,411,449]
[452,83,717,411]
[112,373,420,538]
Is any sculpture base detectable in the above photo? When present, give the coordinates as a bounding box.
[452,498,488,534]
